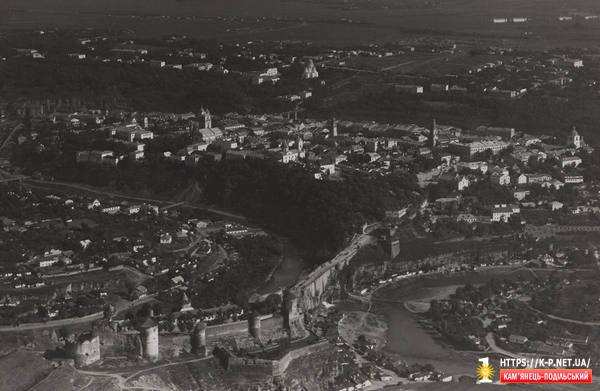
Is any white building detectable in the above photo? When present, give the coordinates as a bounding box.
[457,161,488,174]
[302,59,319,79]
[395,84,424,94]
[198,128,224,143]
[491,169,511,186]
[251,68,281,85]
[518,173,553,185]
[114,124,154,142]
[568,128,583,149]
[458,176,470,191]
[560,156,582,168]
[449,140,510,158]
[492,204,520,222]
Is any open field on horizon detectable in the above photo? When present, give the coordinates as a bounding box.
[4,0,600,47]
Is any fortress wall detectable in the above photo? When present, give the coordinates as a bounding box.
[102,331,142,358]
[389,248,510,272]
[206,314,273,338]
[206,320,247,339]
[274,340,330,376]
[223,340,331,377]
[228,356,278,373]
[295,235,364,310]
[525,225,600,237]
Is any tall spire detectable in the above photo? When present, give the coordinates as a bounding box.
[430,118,438,147]
[203,108,212,129]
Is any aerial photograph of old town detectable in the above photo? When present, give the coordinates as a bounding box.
[0,0,600,390]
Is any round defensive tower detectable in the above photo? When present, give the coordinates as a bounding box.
[139,318,159,362]
[192,320,207,356]
[283,288,300,329]
[248,311,262,340]
[65,332,101,367]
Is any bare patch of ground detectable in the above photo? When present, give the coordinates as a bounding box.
[338,311,388,349]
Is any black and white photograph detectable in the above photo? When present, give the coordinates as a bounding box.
[0,0,599,390]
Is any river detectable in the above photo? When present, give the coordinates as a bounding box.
[370,267,593,390]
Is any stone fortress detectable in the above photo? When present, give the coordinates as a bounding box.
[62,285,324,374]
[58,232,366,379]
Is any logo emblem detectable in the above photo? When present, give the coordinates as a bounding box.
[477,357,495,384]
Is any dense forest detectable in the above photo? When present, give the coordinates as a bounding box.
[0,58,312,115]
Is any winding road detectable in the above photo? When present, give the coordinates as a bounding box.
[76,355,213,391]
[525,303,600,327]
[0,122,22,152]
[485,332,528,359]
[0,295,156,333]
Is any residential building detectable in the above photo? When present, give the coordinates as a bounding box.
[518,173,553,185]
[560,156,582,168]
[250,68,281,85]
[563,175,584,184]
[513,190,530,201]
[457,161,488,174]
[448,140,510,158]
[394,84,424,94]
[457,176,470,191]
[491,169,511,186]
[492,204,520,222]
[114,124,154,142]
[199,128,224,143]
[76,151,122,166]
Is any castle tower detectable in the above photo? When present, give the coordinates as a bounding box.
[65,332,101,367]
[283,288,302,332]
[248,312,262,341]
[139,318,159,362]
[297,134,304,152]
[143,116,149,129]
[192,321,207,356]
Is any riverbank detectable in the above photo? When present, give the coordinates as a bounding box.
[366,266,597,390]
[368,267,536,374]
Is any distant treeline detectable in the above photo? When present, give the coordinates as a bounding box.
[318,85,600,145]
[0,58,309,115]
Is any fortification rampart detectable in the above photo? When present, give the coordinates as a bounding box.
[295,233,370,310]
[220,340,331,376]
[389,247,510,272]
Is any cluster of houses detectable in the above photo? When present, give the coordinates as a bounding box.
[52,103,596,230]
[0,179,280,328]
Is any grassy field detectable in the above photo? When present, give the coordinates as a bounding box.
[5,0,600,48]
[0,350,54,391]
